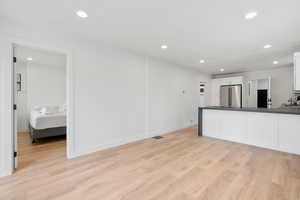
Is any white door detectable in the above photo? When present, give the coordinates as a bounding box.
[13,46,18,169]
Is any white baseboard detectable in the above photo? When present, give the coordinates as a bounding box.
[72,125,195,159]
[0,167,13,178]
[73,133,148,158]
[148,123,195,137]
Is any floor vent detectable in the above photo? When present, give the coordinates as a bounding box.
[152,136,163,139]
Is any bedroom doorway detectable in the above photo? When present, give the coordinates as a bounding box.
[13,44,68,171]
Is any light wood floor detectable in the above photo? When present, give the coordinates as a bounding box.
[1,127,300,200]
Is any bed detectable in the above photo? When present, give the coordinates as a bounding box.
[29,108,66,143]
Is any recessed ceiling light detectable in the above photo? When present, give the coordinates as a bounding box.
[264,44,272,49]
[273,61,279,65]
[76,10,88,18]
[245,12,257,20]
[27,57,33,61]
[161,45,168,50]
[200,59,205,64]
[220,68,225,72]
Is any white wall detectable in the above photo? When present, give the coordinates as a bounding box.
[73,45,148,155]
[257,79,269,90]
[148,59,210,136]
[0,29,211,175]
[72,44,211,156]
[214,67,293,108]
[27,63,66,111]
[16,61,66,132]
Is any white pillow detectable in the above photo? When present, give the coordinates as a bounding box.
[33,105,42,111]
[59,104,67,112]
[40,106,60,115]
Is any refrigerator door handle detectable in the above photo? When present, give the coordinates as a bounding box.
[229,87,232,107]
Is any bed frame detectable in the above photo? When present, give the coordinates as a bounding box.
[29,124,66,143]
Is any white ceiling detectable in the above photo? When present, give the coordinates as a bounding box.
[15,45,66,67]
[1,0,300,74]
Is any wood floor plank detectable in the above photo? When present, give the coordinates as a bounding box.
[1,127,300,200]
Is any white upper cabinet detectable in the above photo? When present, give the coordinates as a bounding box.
[294,53,300,91]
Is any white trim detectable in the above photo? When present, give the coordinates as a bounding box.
[0,42,14,176]
[145,56,149,137]
[0,39,75,177]
[73,125,195,158]
[74,133,147,158]
[65,50,76,159]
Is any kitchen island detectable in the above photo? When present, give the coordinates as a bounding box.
[198,106,300,155]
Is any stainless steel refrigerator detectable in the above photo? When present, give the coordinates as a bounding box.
[220,85,242,108]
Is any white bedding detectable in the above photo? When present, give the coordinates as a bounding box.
[30,110,66,130]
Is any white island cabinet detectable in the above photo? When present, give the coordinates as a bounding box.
[199,108,300,155]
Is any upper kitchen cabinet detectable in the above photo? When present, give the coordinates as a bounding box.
[222,76,244,85]
[294,53,300,91]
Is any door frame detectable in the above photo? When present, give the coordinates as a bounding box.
[12,45,18,169]
[2,40,75,176]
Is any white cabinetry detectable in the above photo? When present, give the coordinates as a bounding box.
[211,76,243,106]
[247,113,276,149]
[203,109,300,155]
[294,53,300,90]
[219,111,248,143]
[203,110,220,138]
[278,115,300,155]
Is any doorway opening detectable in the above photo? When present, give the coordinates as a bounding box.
[13,44,68,171]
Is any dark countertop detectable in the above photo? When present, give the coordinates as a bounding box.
[200,106,300,115]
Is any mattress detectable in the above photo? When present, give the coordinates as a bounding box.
[30,110,66,130]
